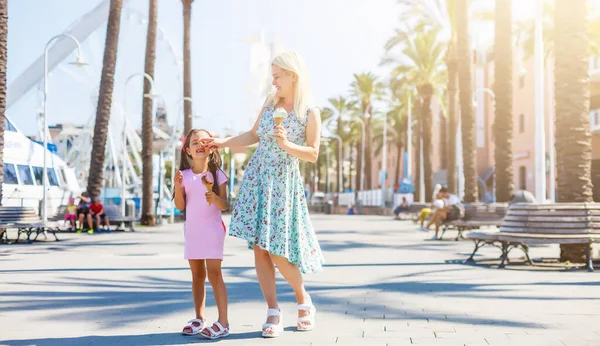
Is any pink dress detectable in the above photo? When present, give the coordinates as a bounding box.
[182,169,228,260]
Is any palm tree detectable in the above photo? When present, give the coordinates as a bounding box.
[493,0,514,203]
[554,0,593,262]
[86,0,123,200]
[0,0,7,206]
[350,72,385,191]
[456,0,478,202]
[383,21,447,202]
[182,0,193,134]
[398,0,458,195]
[141,0,158,226]
[328,96,356,193]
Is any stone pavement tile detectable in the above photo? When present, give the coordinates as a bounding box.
[333,337,388,346]
[363,330,435,339]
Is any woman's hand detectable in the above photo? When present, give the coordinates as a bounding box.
[200,137,225,150]
[273,125,289,149]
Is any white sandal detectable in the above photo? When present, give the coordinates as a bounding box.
[200,321,230,340]
[297,301,316,331]
[262,308,283,338]
[181,318,206,335]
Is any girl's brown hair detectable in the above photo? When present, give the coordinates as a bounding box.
[177,128,223,196]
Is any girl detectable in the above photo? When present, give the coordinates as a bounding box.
[202,52,324,338]
[65,198,77,231]
[174,129,230,340]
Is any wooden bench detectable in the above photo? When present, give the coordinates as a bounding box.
[440,203,508,240]
[465,203,600,272]
[0,206,60,243]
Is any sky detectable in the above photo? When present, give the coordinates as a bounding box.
[6,0,568,138]
[6,0,403,137]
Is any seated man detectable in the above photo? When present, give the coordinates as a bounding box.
[76,192,93,234]
[90,198,110,233]
[425,187,463,240]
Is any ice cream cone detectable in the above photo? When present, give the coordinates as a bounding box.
[202,175,214,205]
[273,107,288,126]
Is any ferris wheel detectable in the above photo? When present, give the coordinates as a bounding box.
[7,0,183,196]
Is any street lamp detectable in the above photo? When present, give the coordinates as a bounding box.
[42,34,88,223]
[473,88,496,202]
[170,96,196,223]
[122,72,157,217]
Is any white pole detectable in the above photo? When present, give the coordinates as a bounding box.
[406,96,412,182]
[419,123,425,203]
[42,34,85,222]
[534,0,546,202]
[457,116,464,200]
[382,113,387,207]
[336,135,343,193]
[122,73,155,217]
[547,61,556,202]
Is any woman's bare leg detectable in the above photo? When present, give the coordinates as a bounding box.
[269,253,312,327]
[253,245,279,330]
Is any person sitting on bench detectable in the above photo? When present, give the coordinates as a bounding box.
[90,198,111,233]
[426,187,463,240]
[393,197,409,219]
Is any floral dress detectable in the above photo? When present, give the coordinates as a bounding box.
[229,104,324,274]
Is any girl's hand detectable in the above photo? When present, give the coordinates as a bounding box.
[200,137,225,150]
[274,125,289,149]
[174,170,184,190]
[205,191,218,205]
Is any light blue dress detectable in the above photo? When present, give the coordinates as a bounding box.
[228,104,324,274]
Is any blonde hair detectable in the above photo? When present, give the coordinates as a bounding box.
[267,51,314,121]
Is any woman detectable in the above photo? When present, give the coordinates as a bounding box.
[203,52,324,338]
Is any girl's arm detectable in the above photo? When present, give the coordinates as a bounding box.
[174,187,186,211]
[277,108,321,163]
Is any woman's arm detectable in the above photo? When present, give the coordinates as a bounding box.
[207,104,266,149]
[276,108,321,163]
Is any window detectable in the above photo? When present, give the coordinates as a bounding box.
[519,75,525,89]
[3,164,18,184]
[47,168,59,187]
[32,166,44,185]
[17,165,34,185]
[519,114,525,133]
[595,111,600,127]
[4,118,16,132]
[60,167,68,186]
[519,166,527,190]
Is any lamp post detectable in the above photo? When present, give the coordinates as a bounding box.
[170,96,194,223]
[42,34,87,222]
[473,88,496,201]
[354,117,366,194]
[122,73,156,217]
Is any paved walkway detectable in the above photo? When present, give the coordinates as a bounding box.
[1,214,600,345]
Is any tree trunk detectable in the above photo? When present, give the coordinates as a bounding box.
[141,0,157,226]
[86,0,123,199]
[447,42,458,195]
[182,0,193,134]
[555,0,593,262]
[420,84,434,202]
[439,113,448,171]
[395,141,403,193]
[414,111,421,202]
[456,0,478,202]
[356,138,362,192]
[493,0,514,203]
[0,0,6,206]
